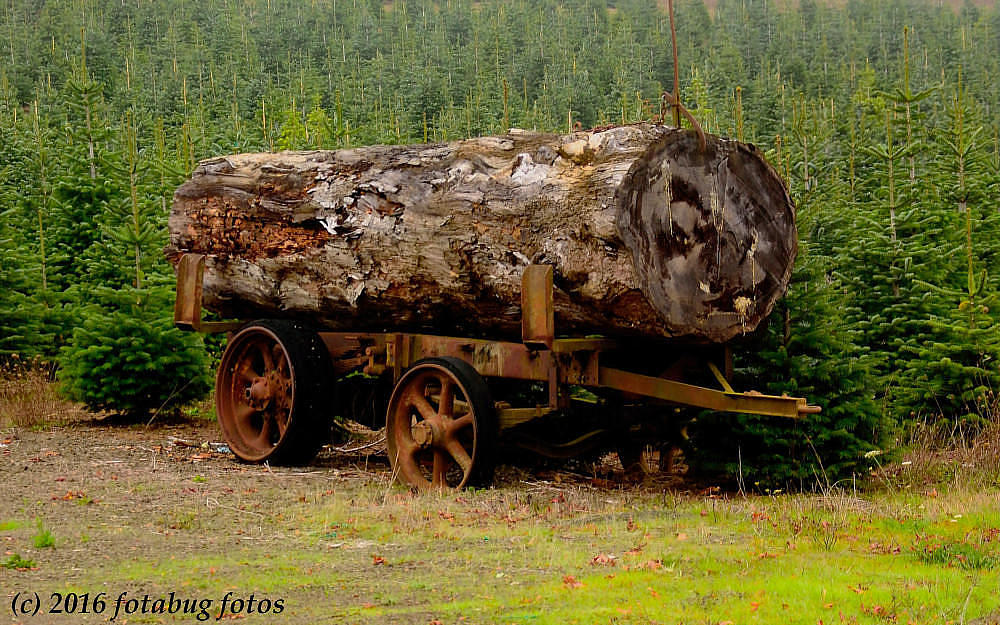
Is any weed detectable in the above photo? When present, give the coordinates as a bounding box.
[0,519,22,531]
[183,394,217,422]
[2,554,36,570]
[33,518,55,548]
[891,405,1000,492]
[192,475,207,483]
[914,535,999,570]
[0,357,83,428]
[161,511,199,531]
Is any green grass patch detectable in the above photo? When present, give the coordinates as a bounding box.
[915,536,999,570]
[33,518,55,548]
[2,554,36,570]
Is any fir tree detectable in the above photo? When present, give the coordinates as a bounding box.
[58,111,211,416]
[690,189,882,488]
[898,75,1000,427]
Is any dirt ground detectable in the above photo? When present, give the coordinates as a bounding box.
[1,416,401,623]
[0,416,648,624]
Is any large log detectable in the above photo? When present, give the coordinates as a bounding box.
[166,124,796,343]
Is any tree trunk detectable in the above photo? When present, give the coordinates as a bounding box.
[167,123,797,343]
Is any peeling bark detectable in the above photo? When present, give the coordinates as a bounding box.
[167,123,797,343]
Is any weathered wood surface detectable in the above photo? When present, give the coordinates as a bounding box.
[167,123,797,343]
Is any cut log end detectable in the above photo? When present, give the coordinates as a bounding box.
[617,131,796,342]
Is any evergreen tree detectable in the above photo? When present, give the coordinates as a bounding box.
[0,190,31,358]
[58,111,211,416]
[690,189,882,488]
[49,37,119,291]
[58,287,212,416]
[897,76,1000,427]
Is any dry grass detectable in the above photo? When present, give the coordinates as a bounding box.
[873,413,1000,493]
[0,357,86,428]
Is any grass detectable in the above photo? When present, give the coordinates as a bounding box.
[60,481,995,624]
[0,358,84,428]
[181,393,219,423]
[916,536,999,570]
[159,510,200,531]
[32,518,55,548]
[888,412,1000,492]
[2,553,36,570]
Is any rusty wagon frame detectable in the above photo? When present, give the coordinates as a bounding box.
[174,253,819,491]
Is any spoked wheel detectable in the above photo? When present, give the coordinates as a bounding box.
[216,320,333,464]
[386,357,498,491]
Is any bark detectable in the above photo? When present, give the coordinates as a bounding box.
[167,123,797,343]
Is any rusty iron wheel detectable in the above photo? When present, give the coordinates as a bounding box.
[216,320,333,464]
[386,358,497,491]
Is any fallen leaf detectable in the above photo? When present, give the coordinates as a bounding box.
[562,575,584,589]
[590,553,617,566]
[372,555,385,566]
[750,601,760,611]
[676,532,688,541]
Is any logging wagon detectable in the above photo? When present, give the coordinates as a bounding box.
[168,123,820,490]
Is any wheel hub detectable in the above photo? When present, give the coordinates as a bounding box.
[410,421,442,448]
[247,377,272,409]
